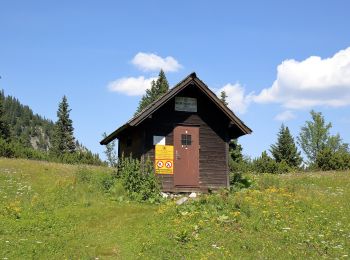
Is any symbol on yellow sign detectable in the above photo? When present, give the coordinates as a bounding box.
[165,161,172,168]
[157,161,164,168]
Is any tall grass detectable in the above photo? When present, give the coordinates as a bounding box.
[1,158,349,259]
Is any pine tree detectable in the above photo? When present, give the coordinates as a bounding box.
[52,95,76,154]
[270,124,302,167]
[220,91,228,106]
[0,90,10,141]
[135,70,169,114]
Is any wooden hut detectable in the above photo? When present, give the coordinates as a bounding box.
[100,72,252,192]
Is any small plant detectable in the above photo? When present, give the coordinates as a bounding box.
[175,230,191,243]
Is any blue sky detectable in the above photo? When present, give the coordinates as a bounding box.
[1,0,350,160]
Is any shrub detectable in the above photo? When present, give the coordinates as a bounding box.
[0,138,48,160]
[229,156,253,174]
[117,156,161,202]
[252,151,291,174]
[316,148,350,171]
[229,171,252,191]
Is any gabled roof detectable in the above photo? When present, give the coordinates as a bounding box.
[100,72,252,145]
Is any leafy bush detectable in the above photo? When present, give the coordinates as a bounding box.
[315,148,350,171]
[117,156,161,203]
[229,156,253,174]
[252,151,292,174]
[0,138,48,160]
[229,171,252,191]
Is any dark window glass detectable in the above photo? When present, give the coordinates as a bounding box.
[181,134,192,146]
[181,134,186,145]
[187,135,191,145]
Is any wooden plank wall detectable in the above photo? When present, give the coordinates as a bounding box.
[118,127,144,159]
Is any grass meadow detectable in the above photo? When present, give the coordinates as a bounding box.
[0,158,349,259]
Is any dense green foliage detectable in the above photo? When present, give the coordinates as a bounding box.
[270,124,302,168]
[0,90,103,165]
[0,138,104,165]
[0,93,10,141]
[0,90,54,150]
[229,141,292,176]
[228,111,350,175]
[228,139,253,181]
[315,147,350,171]
[252,151,291,174]
[1,158,349,259]
[117,156,161,202]
[135,70,169,114]
[298,110,348,165]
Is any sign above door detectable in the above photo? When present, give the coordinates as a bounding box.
[175,97,197,112]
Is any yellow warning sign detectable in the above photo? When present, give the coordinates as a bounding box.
[155,145,174,174]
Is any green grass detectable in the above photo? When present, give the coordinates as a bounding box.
[1,158,349,259]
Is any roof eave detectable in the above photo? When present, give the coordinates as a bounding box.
[192,78,252,135]
[99,123,129,145]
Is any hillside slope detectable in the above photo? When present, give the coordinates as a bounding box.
[0,158,349,259]
[1,90,93,153]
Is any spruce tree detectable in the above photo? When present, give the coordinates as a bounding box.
[52,95,76,154]
[135,70,169,114]
[0,90,10,141]
[220,91,228,106]
[270,124,302,168]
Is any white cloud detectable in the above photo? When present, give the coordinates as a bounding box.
[217,83,253,114]
[274,110,296,121]
[108,76,156,96]
[131,52,182,72]
[253,46,350,109]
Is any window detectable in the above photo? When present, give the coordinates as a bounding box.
[181,134,192,146]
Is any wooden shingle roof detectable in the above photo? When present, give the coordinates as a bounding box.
[100,72,252,145]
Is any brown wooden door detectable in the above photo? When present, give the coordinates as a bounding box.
[174,125,199,186]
